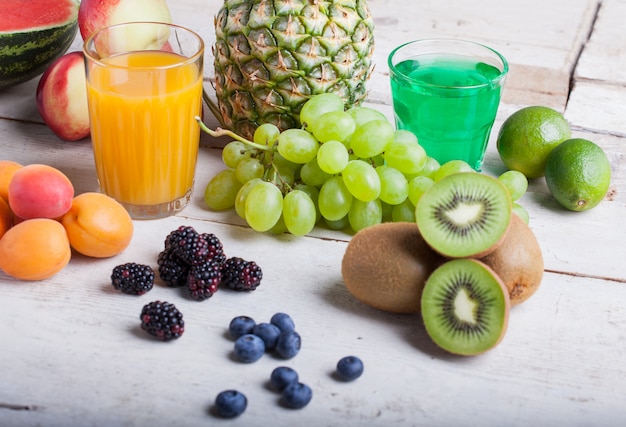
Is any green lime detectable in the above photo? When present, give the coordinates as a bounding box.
[496,106,571,179]
[544,138,611,211]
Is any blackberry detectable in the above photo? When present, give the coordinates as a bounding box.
[157,248,189,288]
[187,261,222,301]
[199,232,227,265]
[221,257,263,291]
[167,226,226,266]
[140,301,184,341]
[111,263,154,295]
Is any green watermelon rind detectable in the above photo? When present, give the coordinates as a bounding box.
[0,20,78,90]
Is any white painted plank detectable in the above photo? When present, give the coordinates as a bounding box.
[566,81,626,137]
[575,0,626,85]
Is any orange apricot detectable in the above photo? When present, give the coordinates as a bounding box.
[0,197,12,239]
[0,218,71,281]
[8,164,74,220]
[0,160,23,202]
[61,192,133,258]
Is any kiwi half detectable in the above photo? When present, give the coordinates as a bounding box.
[415,172,512,258]
[341,222,445,314]
[420,259,510,356]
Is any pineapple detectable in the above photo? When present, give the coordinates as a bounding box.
[211,0,375,139]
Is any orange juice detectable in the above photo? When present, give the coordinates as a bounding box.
[86,50,203,208]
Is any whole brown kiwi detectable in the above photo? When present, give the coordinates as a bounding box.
[341,222,445,314]
[479,214,544,305]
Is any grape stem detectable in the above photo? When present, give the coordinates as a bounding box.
[195,116,269,152]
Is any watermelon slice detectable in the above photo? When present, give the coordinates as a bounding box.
[0,0,79,90]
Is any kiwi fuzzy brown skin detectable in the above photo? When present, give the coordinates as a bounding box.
[479,214,544,305]
[341,222,445,314]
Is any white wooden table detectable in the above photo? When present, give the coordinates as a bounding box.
[1,0,625,425]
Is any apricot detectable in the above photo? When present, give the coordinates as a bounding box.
[0,197,12,239]
[0,160,23,202]
[8,164,74,220]
[61,192,133,258]
[0,218,71,280]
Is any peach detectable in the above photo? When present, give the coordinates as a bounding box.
[0,160,23,202]
[0,218,71,281]
[78,0,172,40]
[61,192,133,258]
[36,51,90,142]
[0,197,12,239]
[8,164,74,220]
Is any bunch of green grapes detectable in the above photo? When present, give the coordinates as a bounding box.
[199,94,528,236]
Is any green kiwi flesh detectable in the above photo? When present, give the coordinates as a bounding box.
[420,259,510,356]
[341,222,445,314]
[415,172,512,258]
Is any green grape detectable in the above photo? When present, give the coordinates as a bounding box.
[204,168,243,211]
[342,160,381,202]
[417,156,441,179]
[346,106,389,128]
[222,141,253,169]
[277,129,319,164]
[235,157,264,184]
[512,202,530,223]
[254,123,280,147]
[309,111,356,143]
[282,190,317,236]
[391,199,416,222]
[381,201,394,222]
[244,181,283,232]
[384,139,427,175]
[317,140,349,174]
[431,159,474,182]
[348,199,382,232]
[408,175,434,206]
[300,160,332,187]
[318,176,353,221]
[349,119,395,158]
[294,183,321,223]
[234,177,263,219]
[376,165,409,205]
[271,152,299,187]
[299,93,344,128]
[393,129,419,145]
[324,215,349,231]
[269,214,288,235]
[498,170,528,201]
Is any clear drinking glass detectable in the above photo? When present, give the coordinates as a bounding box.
[84,22,204,219]
[388,39,508,171]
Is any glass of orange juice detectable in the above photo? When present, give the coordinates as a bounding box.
[83,22,204,219]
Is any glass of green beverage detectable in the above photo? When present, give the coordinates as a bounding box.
[388,39,508,171]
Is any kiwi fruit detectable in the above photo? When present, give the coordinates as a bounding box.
[415,172,512,258]
[480,214,544,305]
[341,222,445,314]
[420,258,510,356]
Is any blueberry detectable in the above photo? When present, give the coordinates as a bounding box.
[270,312,295,333]
[275,330,301,359]
[336,355,364,381]
[253,322,281,351]
[281,382,312,409]
[214,390,247,418]
[234,334,265,363]
[270,366,299,391]
[229,315,256,339]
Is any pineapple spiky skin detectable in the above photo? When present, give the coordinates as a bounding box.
[213,0,375,139]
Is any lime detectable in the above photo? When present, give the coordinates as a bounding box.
[544,138,611,211]
[496,106,571,179]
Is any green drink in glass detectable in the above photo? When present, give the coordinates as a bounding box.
[388,39,508,171]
